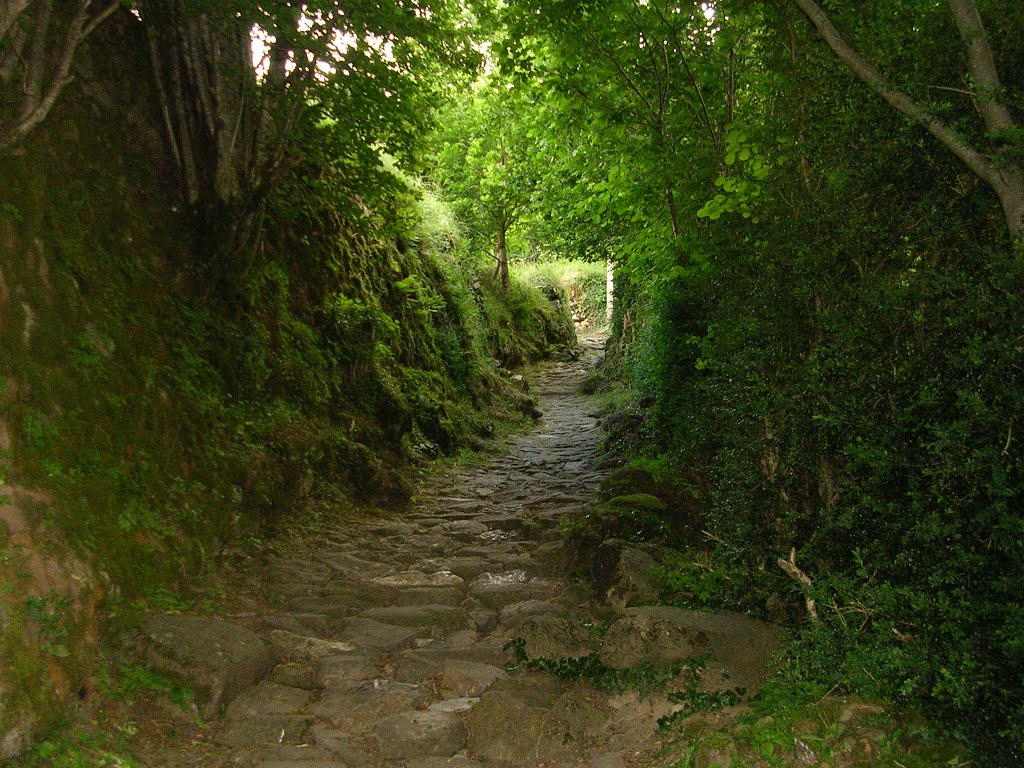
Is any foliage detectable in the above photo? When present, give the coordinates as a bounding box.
[654,548,781,616]
[494,0,1024,763]
[111,664,194,711]
[517,259,609,328]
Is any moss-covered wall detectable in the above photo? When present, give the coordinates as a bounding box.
[0,12,575,758]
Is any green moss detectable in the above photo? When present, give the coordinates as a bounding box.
[606,493,667,512]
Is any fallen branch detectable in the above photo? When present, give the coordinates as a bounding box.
[777,547,818,621]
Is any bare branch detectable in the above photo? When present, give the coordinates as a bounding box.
[777,547,818,621]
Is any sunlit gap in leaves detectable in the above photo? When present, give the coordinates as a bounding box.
[633,2,721,48]
[250,12,401,87]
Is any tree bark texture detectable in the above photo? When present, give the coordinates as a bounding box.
[790,0,1023,245]
[140,0,257,210]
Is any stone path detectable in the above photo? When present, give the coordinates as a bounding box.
[133,335,781,768]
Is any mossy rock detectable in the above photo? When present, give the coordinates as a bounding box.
[606,493,666,512]
[600,466,659,499]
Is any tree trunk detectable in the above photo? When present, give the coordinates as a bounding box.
[0,0,34,43]
[140,0,261,213]
[606,258,614,323]
[665,188,681,238]
[496,220,510,292]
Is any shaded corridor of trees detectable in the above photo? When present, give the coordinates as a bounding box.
[1,0,1022,764]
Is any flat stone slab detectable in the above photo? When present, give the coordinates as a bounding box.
[268,630,356,660]
[359,605,468,632]
[407,757,484,768]
[309,680,430,733]
[338,618,424,655]
[213,715,311,747]
[258,762,353,768]
[440,660,507,697]
[136,614,275,717]
[431,520,490,536]
[309,724,376,765]
[468,573,560,609]
[435,557,496,580]
[394,587,464,607]
[316,654,378,688]
[225,682,313,719]
[498,599,557,626]
[374,570,464,588]
[373,709,468,760]
[429,697,479,713]
[269,662,319,690]
[315,552,395,578]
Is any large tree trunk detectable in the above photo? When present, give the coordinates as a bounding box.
[790,0,1023,247]
[140,0,257,212]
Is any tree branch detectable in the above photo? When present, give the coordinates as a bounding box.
[790,0,1024,242]
[0,0,119,154]
[947,0,1014,135]
[0,0,33,43]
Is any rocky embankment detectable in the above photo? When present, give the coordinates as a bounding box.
[127,336,783,767]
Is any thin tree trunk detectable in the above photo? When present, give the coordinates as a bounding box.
[665,188,681,238]
[0,0,118,154]
[606,258,614,324]
[0,0,33,43]
[496,221,510,292]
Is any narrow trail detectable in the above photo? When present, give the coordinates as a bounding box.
[133,335,778,768]
[134,335,630,768]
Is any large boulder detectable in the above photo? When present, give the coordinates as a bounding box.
[136,614,276,717]
[590,539,660,608]
[599,607,784,687]
[467,676,608,764]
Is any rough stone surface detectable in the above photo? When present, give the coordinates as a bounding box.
[510,612,595,659]
[224,682,312,719]
[466,689,559,763]
[600,607,784,684]
[116,337,788,768]
[316,654,378,688]
[213,715,311,748]
[267,630,356,660]
[360,605,468,632]
[373,709,469,759]
[439,659,507,697]
[136,614,275,716]
[590,539,660,608]
[309,680,429,733]
[337,618,424,655]
[406,757,484,768]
